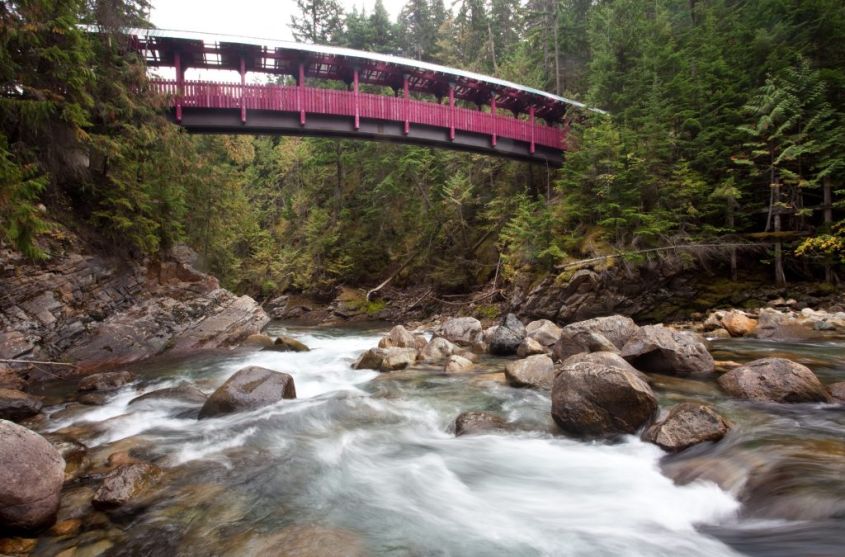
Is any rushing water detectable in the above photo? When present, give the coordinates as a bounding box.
[26,324,845,557]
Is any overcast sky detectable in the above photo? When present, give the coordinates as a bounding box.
[150,0,408,42]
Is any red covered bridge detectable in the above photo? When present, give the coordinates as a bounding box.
[128,29,599,166]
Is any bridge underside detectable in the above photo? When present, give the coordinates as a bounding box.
[171,108,563,167]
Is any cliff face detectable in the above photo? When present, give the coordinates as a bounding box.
[0,233,268,386]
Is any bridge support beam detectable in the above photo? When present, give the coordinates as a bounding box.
[298,62,306,126]
[174,51,183,123]
[491,98,497,147]
[529,106,535,154]
[448,83,455,141]
[353,67,360,130]
[403,74,409,135]
[240,56,246,124]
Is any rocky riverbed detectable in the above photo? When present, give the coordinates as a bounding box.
[1,309,844,556]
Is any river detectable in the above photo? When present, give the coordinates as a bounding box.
[26,323,845,556]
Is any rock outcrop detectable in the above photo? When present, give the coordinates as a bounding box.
[488,313,526,356]
[642,402,731,452]
[198,366,296,419]
[0,388,43,422]
[0,420,65,531]
[454,411,509,436]
[717,358,832,403]
[0,237,268,385]
[621,325,714,375]
[504,354,555,389]
[551,351,658,437]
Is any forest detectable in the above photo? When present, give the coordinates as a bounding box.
[2,0,844,300]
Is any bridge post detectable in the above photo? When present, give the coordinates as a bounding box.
[403,73,410,135]
[448,82,455,141]
[353,67,360,130]
[490,98,497,147]
[239,55,246,124]
[298,62,306,126]
[529,106,535,154]
[174,51,183,123]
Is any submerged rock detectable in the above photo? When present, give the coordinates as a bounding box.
[377,325,418,349]
[264,335,310,352]
[0,388,42,422]
[92,463,162,509]
[489,313,526,356]
[43,433,89,482]
[551,351,657,438]
[505,354,555,389]
[222,524,366,557]
[454,411,509,436]
[621,325,714,375]
[829,381,845,402]
[128,383,208,406]
[78,370,134,393]
[0,420,65,531]
[642,402,731,452]
[198,366,296,419]
[437,317,483,346]
[354,347,418,372]
[717,358,831,403]
[444,354,474,373]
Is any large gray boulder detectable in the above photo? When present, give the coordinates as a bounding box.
[642,402,731,452]
[552,315,639,361]
[717,358,831,403]
[353,347,418,372]
[92,463,162,509]
[419,337,459,362]
[505,354,555,389]
[377,325,417,349]
[437,317,483,346]
[551,352,657,438]
[0,420,65,531]
[621,325,714,375]
[524,319,563,347]
[0,388,43,422]
[489,313,526,356]
[198,366,296,419]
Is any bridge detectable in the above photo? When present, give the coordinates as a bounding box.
[128,29,595,166]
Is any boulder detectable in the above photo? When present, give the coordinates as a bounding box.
[413,334,428,351]
[829,381,845,402]
[78,392,109,405]
[264,336,310,352]
[621,325,715,375]
[419,337,458,362]
[551,353,658,437]
[77,370,134,393]
[702,311,725,332]
[516,337,547,357]
[128,383,208,406]
[642,402,731,452]
[0,388,42,422]
[717,358,832,403]
[0,364,25,391]
[92,463,162,509]
[755,308,820,341]
[553,329,618,361]
[438,317,483,346]
[565,315,640,349]
[525,319,563,347]
[444,354,474,373]
[454,411,509,436]
[198,366,296,419]
[489,313,526,356]
[505,354,555,389]
[482,326,499,344]
[377,325,417,349]
[721,310,758,337]
[242,334,274,348]
[353,347,418,372]
[43,433,88,482]
[0,420,65,531]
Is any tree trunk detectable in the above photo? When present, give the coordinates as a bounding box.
[727,198,737,281]
[773,179,786,286]
[552,2,561,94]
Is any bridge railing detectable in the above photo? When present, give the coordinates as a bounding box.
[149,79,565,149]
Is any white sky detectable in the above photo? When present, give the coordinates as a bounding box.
[150,0,408,42]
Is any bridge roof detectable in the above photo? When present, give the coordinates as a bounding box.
[122,28,602,122]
